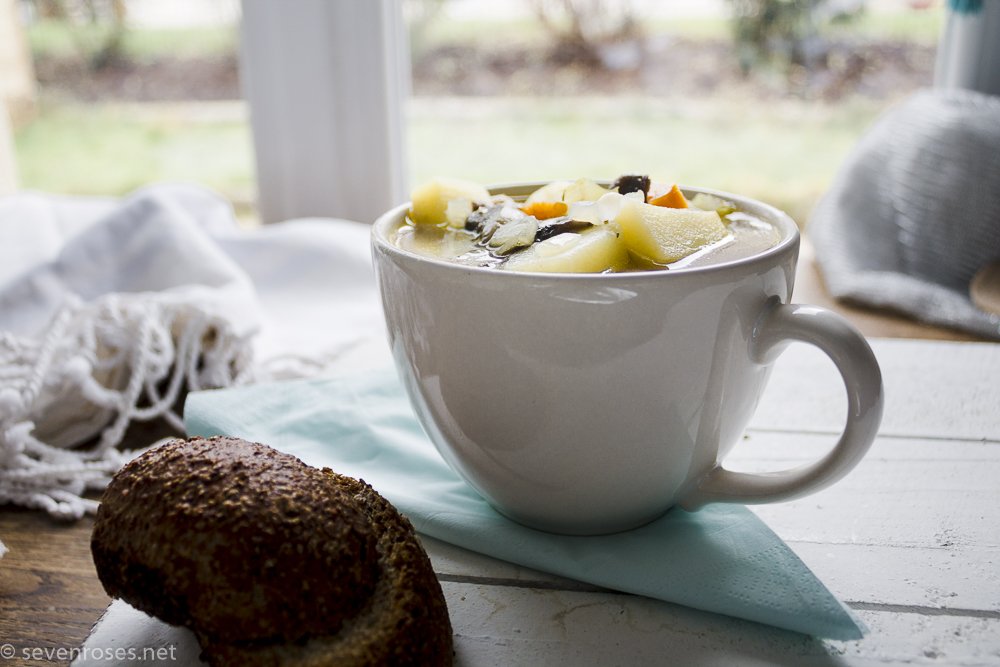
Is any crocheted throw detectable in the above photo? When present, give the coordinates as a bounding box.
[0,185,383,556]
[0,293,253,521]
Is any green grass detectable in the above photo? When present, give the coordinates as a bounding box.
[25,5,941,65]
[828,5,944,43]
[407,96,885,225]
[14,101,254,201]
[27,19,238,62]
[14,95,888,226]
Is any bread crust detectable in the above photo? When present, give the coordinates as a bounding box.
[91,436,453,666]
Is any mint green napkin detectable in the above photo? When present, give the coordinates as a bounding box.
[184,367,865,640]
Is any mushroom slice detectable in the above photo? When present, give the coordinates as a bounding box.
[535,216,593,242]
[487,217,540,255]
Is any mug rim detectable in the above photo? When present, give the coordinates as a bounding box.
[371,181,800,279]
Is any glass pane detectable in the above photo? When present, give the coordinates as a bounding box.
[11,0,256,221]
[405,0,943,226]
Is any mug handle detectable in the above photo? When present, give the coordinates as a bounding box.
[679,301,884,510]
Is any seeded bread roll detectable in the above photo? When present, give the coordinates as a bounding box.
[91,436,453,666]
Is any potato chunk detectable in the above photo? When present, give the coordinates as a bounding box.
[563,178,611,205]
[410,178,492,227]
[615,200,728,265]
[505,228,628,273]
[524,180,571,205]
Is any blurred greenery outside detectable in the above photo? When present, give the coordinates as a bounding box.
[26,20,237,60]
[14,4,944,226]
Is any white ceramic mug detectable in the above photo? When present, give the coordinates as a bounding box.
[372,183,884,535]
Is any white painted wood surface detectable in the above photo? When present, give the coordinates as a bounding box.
[76,339,1000,666]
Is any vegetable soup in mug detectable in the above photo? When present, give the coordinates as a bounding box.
[393,175,782,273]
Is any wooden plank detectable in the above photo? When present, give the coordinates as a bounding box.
[752,492,997,566]
[786,542,1000,614]
[424,516,1000,618]
[751,340,1000,441]
[732,431,1000,463]
[728,432,1000,613]
[430,535,1000,618]
[442,581,1000,667]
[424,536,599,592]
[0,512,107,667]
[70,581,1000,667]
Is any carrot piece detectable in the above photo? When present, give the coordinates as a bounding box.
[649,184,689,209]
[520,201,569,220]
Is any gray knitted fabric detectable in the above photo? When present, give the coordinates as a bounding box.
[808,88,1000,339]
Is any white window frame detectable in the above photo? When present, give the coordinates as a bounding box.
[239,0,409,224]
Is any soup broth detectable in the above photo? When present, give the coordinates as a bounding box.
[393,176,782,273]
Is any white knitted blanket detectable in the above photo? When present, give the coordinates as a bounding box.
[0,184,385,550]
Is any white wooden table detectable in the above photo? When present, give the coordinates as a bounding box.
[76,338,1000,666]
